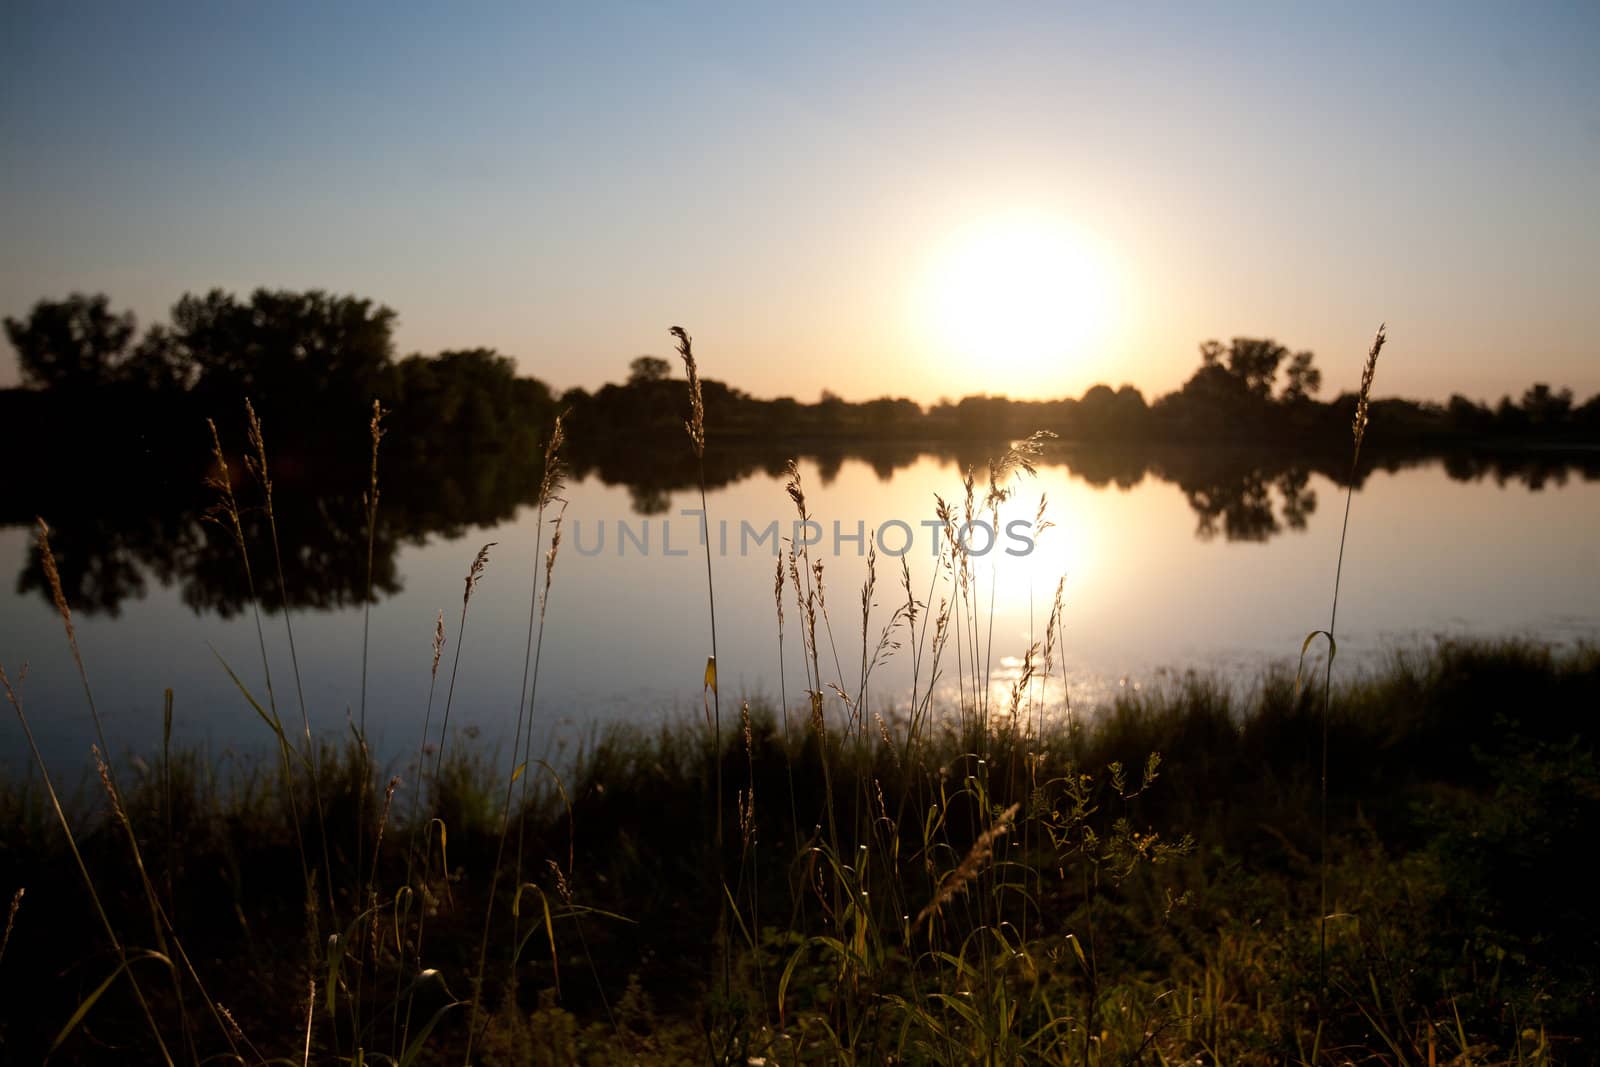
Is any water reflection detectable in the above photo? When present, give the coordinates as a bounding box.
[1171,464,1316,542]
[8,446,543,618]
[7,441,1598,617]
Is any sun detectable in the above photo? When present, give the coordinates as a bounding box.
[915,214,1116,389]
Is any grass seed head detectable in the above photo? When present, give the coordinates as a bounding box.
[92,745,127,827]
[537,412,569,511]
[362,399,388,523]
[1352,323,1388,449]
[464,542,496,606]
[915,802,1021,931]
[244,398,272,501]
[432,609,446,679]
[204,418,247,549]
[34,518,74,640]
[783,459,808,520]
[670,326,705,458]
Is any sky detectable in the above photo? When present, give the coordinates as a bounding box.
[2,2,1597,405]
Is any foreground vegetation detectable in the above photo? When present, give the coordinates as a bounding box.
[3,321,1596,1065]
[1,640,1596,1064]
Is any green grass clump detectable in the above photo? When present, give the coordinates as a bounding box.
[2,640,1595,1063]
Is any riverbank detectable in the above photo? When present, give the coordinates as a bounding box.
[2,638,1595,1063]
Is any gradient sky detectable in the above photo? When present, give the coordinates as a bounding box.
[3,2,1597,405]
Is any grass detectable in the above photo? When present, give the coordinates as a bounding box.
[2,325,1597,1065]
[3,640,1596,1063]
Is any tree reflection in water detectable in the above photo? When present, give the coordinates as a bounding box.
[9,441,1597,617]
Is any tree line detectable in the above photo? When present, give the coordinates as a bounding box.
[5,290,1598,454]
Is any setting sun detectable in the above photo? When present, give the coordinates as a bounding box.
[915,214,1117,389]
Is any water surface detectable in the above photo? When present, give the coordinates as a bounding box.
[3,445,1596,773]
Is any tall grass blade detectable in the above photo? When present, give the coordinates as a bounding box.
[50,951,174,1056]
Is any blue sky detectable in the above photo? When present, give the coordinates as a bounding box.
[3,2,1597,403]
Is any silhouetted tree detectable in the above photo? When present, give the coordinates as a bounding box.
[1154,361,1256,439]
[1575,393,1600,434]
[1521,383,1573,427]
[861,397,922,434]
[1445,395,1494,436]
[628,355,671,384]
[385,348,553,457]
[173,288,396,416]
[8,286,1599,460]
[817,389,846,432]
[1280,350,1321,402]
[1194,337,1289,397]
[1226,338,1288,398]
[118,325,193,392]
[4,293,136,390]
[1495,395,1530,435]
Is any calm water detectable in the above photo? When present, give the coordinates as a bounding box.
[3,446,1597,774]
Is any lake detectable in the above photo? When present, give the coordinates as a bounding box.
[3,443,1597,775]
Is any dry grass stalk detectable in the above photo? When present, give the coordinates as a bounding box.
[739,703,757,851]
[899,555,918,630]
[204,419,247,550]
[359,399,389,739]
[464,542,496,606]
[1,662,174,1062]
[0,887,22,968]
[245,399,338,926]
[1351,323,1388,450]
[1007,642,1040,719]
[468,410,573,1063]
[783,458,808,522]
[243,399,272,500]
[541,505,567,616]
[873,778,891,829]
[737,786,756,852]
[860,541,877,633]
[302,978,315,1067]
[773,557,785,628]
[1033,492,1054,539]
[788,552,817,665]
[36,519,72,637]
[914,802,1021,931]
[93,745,128,826]
[431,541,499,791]
[431,610,446,679]
[35,519,93,687]
[217,1003,245,1044]
[1042,578,1066,676]
[1317,320,1390,985]
[670,326,705,458]
[367,775,400,961]
[373,776,400,872]
[366,399,388,510]
[873,711,897,765]
[985,430,1057,512]
[36,518,129,835]
[537,412,568,510]
[545,859,572,905]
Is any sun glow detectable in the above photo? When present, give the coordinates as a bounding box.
[914,214,1117,391]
